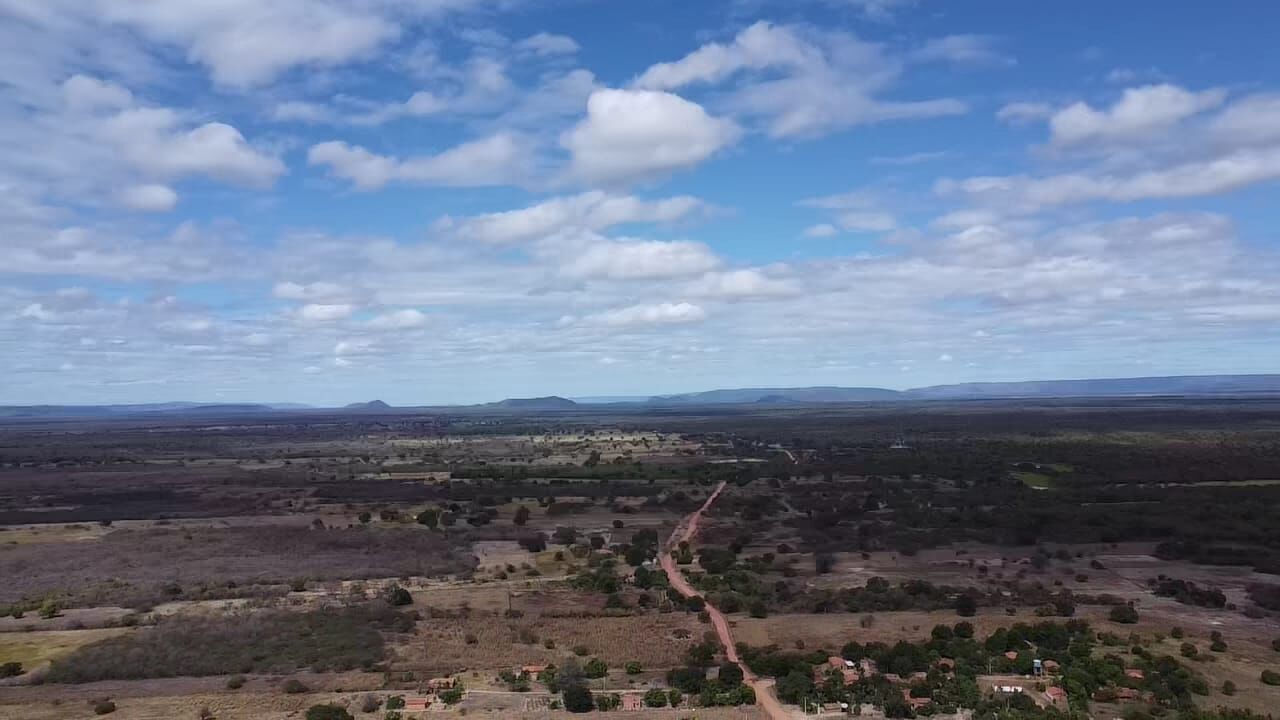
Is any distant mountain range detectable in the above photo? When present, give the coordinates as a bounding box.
[4,375,1280,419]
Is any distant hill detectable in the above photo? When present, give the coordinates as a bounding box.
[0,402,289,419]
[648,386,904,405]
[489,396,578,410]
[904,374,1280,400]
[344,400,392,411]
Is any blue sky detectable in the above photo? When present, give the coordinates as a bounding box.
[3,0,1280,405]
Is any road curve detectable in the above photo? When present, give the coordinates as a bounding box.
[659,481,793,720]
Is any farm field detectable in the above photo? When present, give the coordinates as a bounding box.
[2,400,1280,718]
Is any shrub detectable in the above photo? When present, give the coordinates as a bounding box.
[572,645,590,656]
[284,678,309,694]
[562,685,594,713]
[1210,639,1227,652]
[954,621,974,639]
[439,688,463,704]
[93,700,117,715]
[1170,626,1184,639]
[954,594,977,617]
[1262,670,1280,686]
[0,662,22,678]
[305,705,355,720]
[624,661,642,674]
[387,586,412,606]
[667,688,683,707]
[360,694,382,713]
[644,688,668,707]
[1222,680,1237,695]
[584,658,608,678]
[226,674,245,689]
[1109,604,1140,624]
[1181,643,1198,658]
[385,696,405,709]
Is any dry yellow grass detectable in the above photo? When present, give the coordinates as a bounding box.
[0,627,130,669]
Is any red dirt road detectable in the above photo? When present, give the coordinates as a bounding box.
[660,482,793,720]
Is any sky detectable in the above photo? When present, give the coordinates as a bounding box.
[3,0,1280,406]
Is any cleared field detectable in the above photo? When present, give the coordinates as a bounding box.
[396,612,706,674]
[0,627,129,670]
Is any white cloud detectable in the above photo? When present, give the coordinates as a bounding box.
[308,133,527,190]
[938,353,953,362]
[804,223,839,238]
[117,184,178,212]
[102,107,285,187]
[561,89,740,184]
[91,0,487,88]
[1209,93,1280,147]
[685,269,800,300]
[438,191,706,245]
[515,32,579,56]
[635,22,965,138]
[939,146,1280,210]
[367,308,428,329]
[582,302,706,327]
[910,35,1012,66]
[297,303,356,322]
[1049,84,1226,146]
[273,281,351,302]
[559,238,720,280]
[996,102,1053,124]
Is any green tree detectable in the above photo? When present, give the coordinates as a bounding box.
[562,685,594,713]
[305,705,354,720]
[514,505,531,526]
[719,662,744,687]
[954,594,977,617]
[358,511,371,524]
[776,669,814,703]
[416,508,439,528]
[584,658,608,678]
[1110,604,1140,624]
[644,688,669,707]
[387,585,412,606]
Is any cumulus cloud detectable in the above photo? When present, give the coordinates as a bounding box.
[308,133,527,190]
[297,303,356,322]
[558,238,720,280]
[581,302,707,327]
[117,184,178,212]
[685,269,800,300]
[366,309,428,329]
[635,21,965,138]
[515,32,579,55]
[561,89,740,184]
[804,223,839,238]
[437,191,706,245]
[1049,84,1226,146]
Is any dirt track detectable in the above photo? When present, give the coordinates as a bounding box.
[660,482,793,720]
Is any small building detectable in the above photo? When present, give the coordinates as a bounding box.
[1004,651,1019,661]
[828,656,848,670]
[404,697,432,711]
[1126,669,1145,680]
[903,689,932,710]
[521,664,549,676]
[1045,686,1068,707]
[1042,659,1061,673]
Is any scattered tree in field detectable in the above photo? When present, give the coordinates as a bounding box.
[954,594,977,617]
[1222,680,1237,695]
[584,658,608,678]
[514,505,531,526]
[283,678,309,694]
[440,687,463,704]
[1110,604,1140,624]
[667,688,683,707]
[93,700,117,715]
[625,661,642,674]
[719,662,744,687]
[38,599,61,619]
[416,509,439,528]
[1262,670,1280,686]
[225,675,245,689]
[387,585,412,606]
[385,696,405,709]
[305,705,354,720]
[562,685,594,713]
[358,511,371,524]
[0,662,22,678]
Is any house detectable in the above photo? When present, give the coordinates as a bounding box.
[427,677,456,690]
[858,659,879,678]
[882,673,904,684]
[937,658,956,673]
[1115,688,1142,702]
[521,664,549,676]
[903,689,932,710]
[1126,669,1145,680]
[1042,659,1061,673]
[1045,686,1068,707]
[1004,651,1019,661]
[404,697,432,711]
[828,656,848,670]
